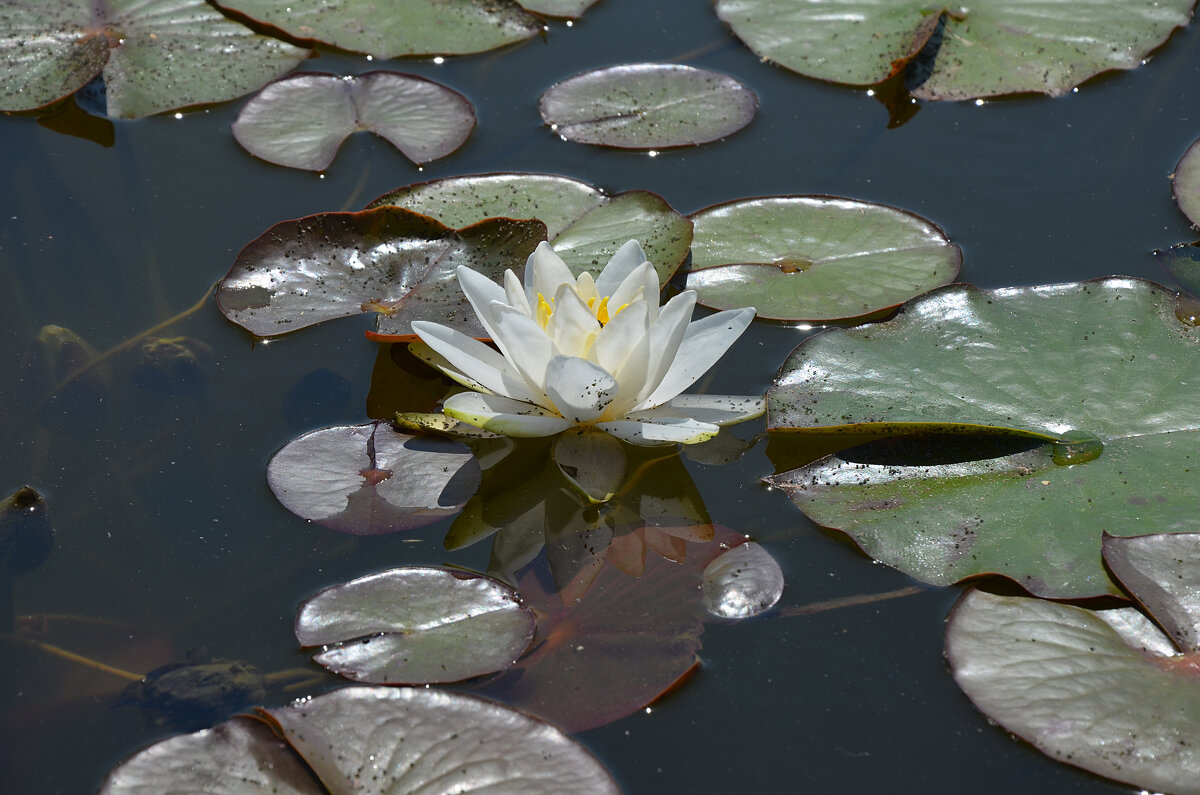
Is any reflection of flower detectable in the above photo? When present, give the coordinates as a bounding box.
[412,240,762,445]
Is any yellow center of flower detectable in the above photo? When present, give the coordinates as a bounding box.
[535,291,628,329]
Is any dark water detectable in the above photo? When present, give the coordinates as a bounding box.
[4,1,1199,792]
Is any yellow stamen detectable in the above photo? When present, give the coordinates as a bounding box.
[536,292,554,327]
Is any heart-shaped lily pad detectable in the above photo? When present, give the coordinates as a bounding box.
[714,0,1193,100]
[687,196,961,322]
[295,567,535,684]
[367,172,693,290]
[947,535,1200,793]
[1,0,308,118]
[701,541,784,619]
[232,71,475,171]
[766,278,1200,598]
[267,421,481,535]
[538,63,757,149]
[217,206,546,339]
[214,0,542,58]
[101,687,619,793]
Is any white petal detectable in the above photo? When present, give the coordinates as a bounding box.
[636,306,755,410]
[625,394,766,426]
[525,241,575,306]
[411,320,540,403]
[635,290,697,404]
[489,303,554,397]
[457,266,509,341]
[545,282,600,358]
[408,340,491,394]
[595,299,650,376]
[595,240,649,297]
[607,261,660,323]
[443,392,573,437]
[543,356,617,423]
[596,416,720,446]
[504,269,533,317]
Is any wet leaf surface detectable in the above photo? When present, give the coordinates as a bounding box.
[1,0,308,118]
[368,173,692,291]
[539,63,757,149]
[214,0,542,58]
[267,421,481,535]
[232,71,475,171]
[687,196,960,321]
[295,567,534,684]
[1104,533,1200,654]
[766,278,1200,598]
[715,0,1193,100]
[701,541,784,619]
[217,206,546,339]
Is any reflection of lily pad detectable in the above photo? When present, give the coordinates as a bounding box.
[1,0,307,117]
[102,687,619,793]
[715,0,1193,100]
[295,567,535,684]
[214,0,541,58]
[538,63,757,149]
[232,71,475,171]
[766,278,1200,598]
[687,196,960,322]
[367,173,692,289]
[267,421,481,535]
[217,207,545,339]
[948,535,1200,793]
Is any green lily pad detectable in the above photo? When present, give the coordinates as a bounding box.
[1,0,308,118]
[947,534,1200,795]
[766,278,1200,598]
[214,0,542,58]
[232,71,475,171]
[368,173,693,289]
[687,196,960,322]
[714,0,1193,100]
[266,422,481,536]
[295,567,535,684]
[518,0,599,17]
[538,63,757,149]
[217,206,546,339]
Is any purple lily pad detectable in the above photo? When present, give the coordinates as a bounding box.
[267,421,480,535]
[295,567,535,684]
[232,71,475,171]
[217,206,546,339]
[539,63,757,149]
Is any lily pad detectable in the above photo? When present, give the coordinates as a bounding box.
[714,0,1194,100]
[267,421,481,535]
[368,173,693,290]
[518,0,600,17]
[295,567,535,684]
[1,0,307,118]
[947,544,1200,795]
[1174,136,1200,229]
[217,206,546,339]
[701,541,784,619]
[538,63,757,149]
[766,278,1200,598]
[214,0,542,58]
[232,71,475,171]
[687,196,961,322]
[102,687,619,793]
[1104,532,1200,654]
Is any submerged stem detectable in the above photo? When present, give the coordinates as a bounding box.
[0,633,144,682]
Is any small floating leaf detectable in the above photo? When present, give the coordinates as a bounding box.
[368,173,692,292]
[267,421,481,535]
[687,196,960,322]
[295,567,535,684]
[1,0,307,117]
[538,63,757,149]
[217,206,545,338]
[714,0,1193,101]
[1104,533,1200,654]
[517,0,600,17]
[766,278,1200,598]
[947,586,1200,794]
[232,71,475,171]
[214,0,542,58]
[701,541,784,619]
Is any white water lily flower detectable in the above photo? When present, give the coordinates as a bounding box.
[410,240,763,446]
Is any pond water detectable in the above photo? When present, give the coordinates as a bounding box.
[3,2,1200,792]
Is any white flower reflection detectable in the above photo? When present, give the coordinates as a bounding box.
[412,240,763,445]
